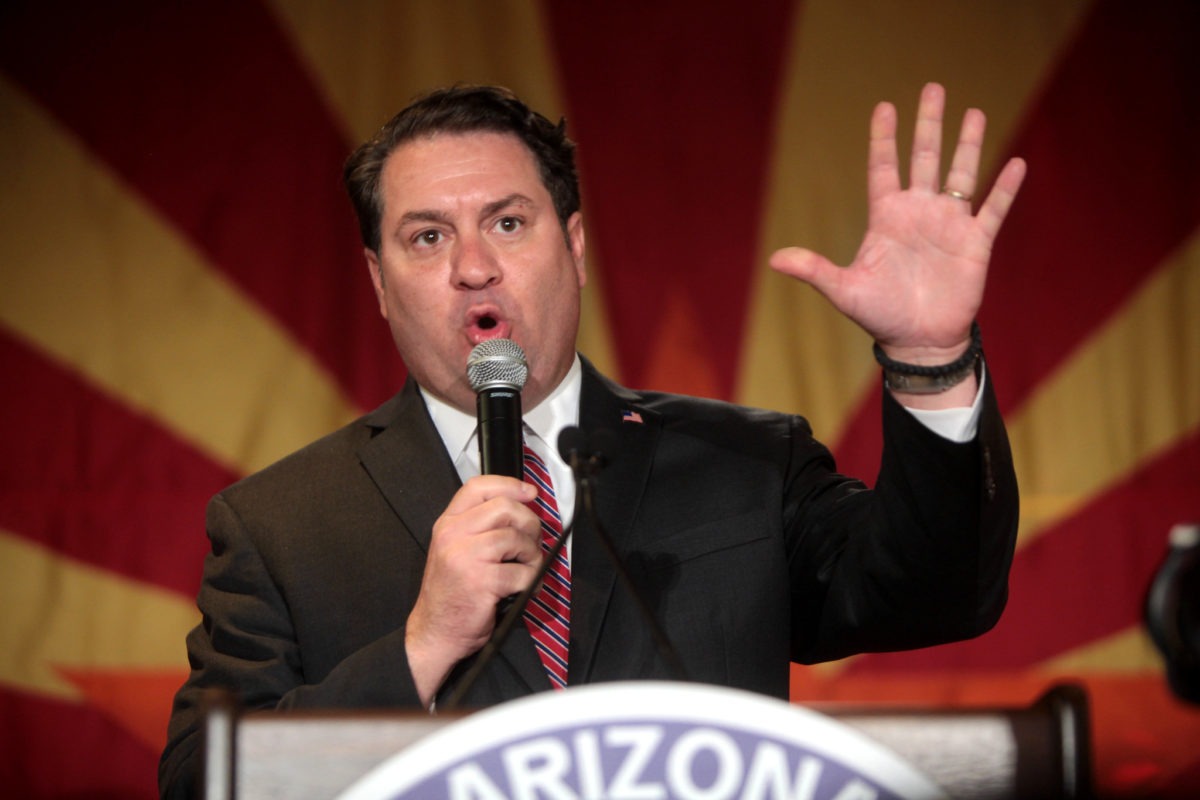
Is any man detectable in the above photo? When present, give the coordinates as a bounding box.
[160,83,1024,797]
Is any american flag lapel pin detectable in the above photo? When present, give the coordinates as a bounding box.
[621,409,643,424]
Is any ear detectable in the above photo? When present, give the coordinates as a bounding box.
[365,248,388,318]
[567,212,587,288]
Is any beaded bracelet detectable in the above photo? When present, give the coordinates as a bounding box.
[873,322,982,393]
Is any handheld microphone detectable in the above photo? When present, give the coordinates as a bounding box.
[440,339,530,710]
[466,339,528,478]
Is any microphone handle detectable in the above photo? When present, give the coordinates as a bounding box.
[477,387,523,478]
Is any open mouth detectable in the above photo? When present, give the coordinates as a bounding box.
[466,307,511,343]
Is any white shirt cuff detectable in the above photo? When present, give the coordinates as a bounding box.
[902,368,986,443]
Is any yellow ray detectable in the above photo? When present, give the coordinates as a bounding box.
[738,0,1092,438]
[1009,232,1200,546]
[269,0,618,380]
[270,0,562,142]
[0,530,197,700]
[1036,626,1165,674]
[0,77,360,475]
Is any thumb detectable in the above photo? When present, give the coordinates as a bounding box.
[768,247,842,297]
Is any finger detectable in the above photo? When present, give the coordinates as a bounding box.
[445,474,536,515]
[943,107,985,202]
[769,246,841,284]
[867,101,901,203]
[480,500,542,546]
[768,247,847,308]
[493,561,542,599]
[433,494,541,560]
[909,82,945,194]
[977,157,1027,239]
[481,525,542,566]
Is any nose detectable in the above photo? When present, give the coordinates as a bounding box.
[451,232,501,290]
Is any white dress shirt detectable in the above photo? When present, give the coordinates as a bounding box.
[419,354,985,549]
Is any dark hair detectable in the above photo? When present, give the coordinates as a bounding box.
[343,85,580,254]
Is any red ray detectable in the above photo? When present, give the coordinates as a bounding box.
[544,0,795,399]
[0,330,233,596]
[980,0,1200,416]
[846,428,1200,672]
[0,0,401,411]
[0,687,159,800]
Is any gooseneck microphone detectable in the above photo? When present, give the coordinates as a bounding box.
[559,426,689,684]
[466,338,528,478]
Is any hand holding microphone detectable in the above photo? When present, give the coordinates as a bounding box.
[406,339,542,706]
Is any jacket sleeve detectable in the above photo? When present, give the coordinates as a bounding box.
[785,370,1018,663]
[157,493,424,800]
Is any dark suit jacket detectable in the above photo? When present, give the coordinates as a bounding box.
[159,357,1017,797]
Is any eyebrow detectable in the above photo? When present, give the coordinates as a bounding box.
[481,193,534,218]
[397,208,450,227]
[396,193,535,230]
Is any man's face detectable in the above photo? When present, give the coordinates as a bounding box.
[367,131,587,413]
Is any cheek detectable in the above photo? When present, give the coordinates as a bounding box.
[385,274,438,316]
[387,286,461,350]
[537,278,582,340]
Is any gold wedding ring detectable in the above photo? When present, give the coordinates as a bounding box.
[942,188,972,202]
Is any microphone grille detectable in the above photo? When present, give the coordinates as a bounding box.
[466,338,528,392]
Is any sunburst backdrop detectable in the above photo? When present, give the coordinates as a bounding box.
[2,1,1197,797]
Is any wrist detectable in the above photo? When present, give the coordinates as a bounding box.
[405,619,457,709]
[877,338,971,366]
[874,322,982,395]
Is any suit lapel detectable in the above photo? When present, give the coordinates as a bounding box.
[357,380,460,553]
[570,361,660,683]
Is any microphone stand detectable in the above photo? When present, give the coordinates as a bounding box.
[568,446,689,684]
[440,515,572,712]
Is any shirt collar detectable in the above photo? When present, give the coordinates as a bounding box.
[524,355,583,453]
[420,354,583,472]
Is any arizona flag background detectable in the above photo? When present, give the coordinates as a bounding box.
[1,0,1197,797]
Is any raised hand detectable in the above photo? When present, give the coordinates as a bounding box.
[770,82,1025,368]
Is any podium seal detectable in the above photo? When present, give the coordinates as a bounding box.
[337,682,946,800]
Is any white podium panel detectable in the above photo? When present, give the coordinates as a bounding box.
[338,682,945,800]
[202,682,1091,799]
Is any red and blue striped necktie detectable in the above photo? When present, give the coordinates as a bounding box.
[521,442,570,689]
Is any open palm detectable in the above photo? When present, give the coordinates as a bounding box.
[771,83,1026,362]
